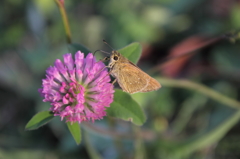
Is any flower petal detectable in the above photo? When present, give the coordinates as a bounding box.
[39,51,114,123]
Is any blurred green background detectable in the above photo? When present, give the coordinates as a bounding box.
[1,0,240,158]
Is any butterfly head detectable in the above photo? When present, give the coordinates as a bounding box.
[111,51,121,60]
[108,51,121,68]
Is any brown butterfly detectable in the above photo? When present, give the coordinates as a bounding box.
[103,47,161,94]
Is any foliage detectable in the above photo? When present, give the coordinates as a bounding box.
[1,0,240,159]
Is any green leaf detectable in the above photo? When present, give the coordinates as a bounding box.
[107,89,146,125]
[118,42,142,64]
[68,43,91,55]
[67,122,81,145]
[25,111,54,130]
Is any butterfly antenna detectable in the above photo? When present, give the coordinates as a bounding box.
[103,39,115,50]
[93,50,111,56]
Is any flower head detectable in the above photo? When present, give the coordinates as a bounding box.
[39,51,114,123]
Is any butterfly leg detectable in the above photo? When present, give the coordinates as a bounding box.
[92,56,110,70]
[88,67,111,86]
[111,79,117,85]
[96,57,110,63]
[102,57,110,62]
[94,65,110,77]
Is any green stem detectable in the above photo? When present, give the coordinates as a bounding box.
[54,0,72,44]
[83,129,102,159]
[82,122,156,140]
[133,126,146,159]
[107,117,125,158]
[171,109,240,158]
[157,77,240,109]
[171,93,208,134]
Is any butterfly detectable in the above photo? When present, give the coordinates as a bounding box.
[106,50,161,94]
[95,40,161,94]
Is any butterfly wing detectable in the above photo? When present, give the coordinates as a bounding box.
[111,62,161,94]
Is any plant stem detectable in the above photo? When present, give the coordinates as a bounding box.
[157,77,240,109]
[83,129,102,159]
[54,0,72,44]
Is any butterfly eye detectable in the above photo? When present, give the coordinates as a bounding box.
[113,56,118,60]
